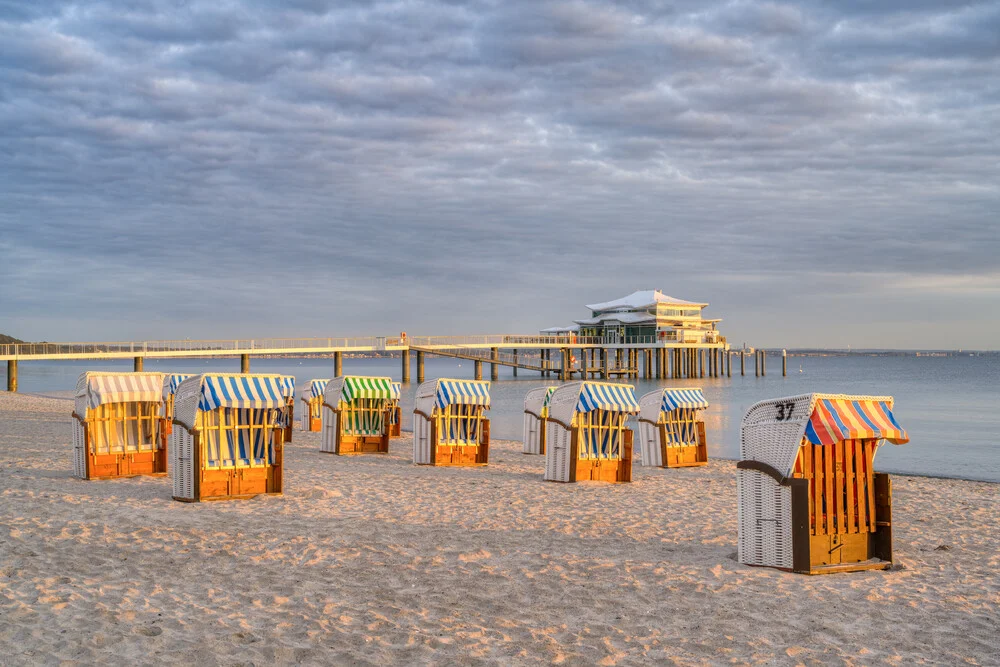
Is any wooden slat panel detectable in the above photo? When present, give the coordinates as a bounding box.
[865,440,877,533]
[823,443,834,535]
[845,440,857,534]
[831,442,839,534]
[834,441,845,534]
[802,444,814,535]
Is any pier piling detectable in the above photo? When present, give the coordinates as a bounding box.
[490,347,499,382]
[416,351,424,383]
[512,349,518,378]
[761,350,767,376]
[474,359,483,381]
[241,354,250,373]
[133,356,143,372]
[741,351,745,376]
[402,350,410,383]
[782,349,787,377]
[334,351,343,377]
[6,360,16,392]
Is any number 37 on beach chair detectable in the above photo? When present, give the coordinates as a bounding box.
[736,394,909,574]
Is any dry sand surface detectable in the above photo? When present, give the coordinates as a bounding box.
[0,392,997,666]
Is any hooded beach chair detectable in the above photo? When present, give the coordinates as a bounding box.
[300,379,329,432]
[72,371,167,479]
[319,376,395,455]
[543,381,640,483]
[736,393,909,574]
[170,373,294,501]
[636,388,709,467]
[412,379,491,466]
[387,382,403,437]
[522,386,557,454]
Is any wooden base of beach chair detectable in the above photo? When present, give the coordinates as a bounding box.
[658,422,707,468]
[85,450,168,480]
[556,430,633,483]
[660,444,707,468]
[188,466,281,501]
[430,444,488,466]
[333,432,390,455]
[421,419,490,466]
[308,417,322,432]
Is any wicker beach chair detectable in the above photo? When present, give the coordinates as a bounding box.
[300,379,329,432]
[522,386,557,455]
[160,373,191,443]
[72,371,167,480]
[736,393,909,574]
[543,381,640,483]
[388,382,403,437]
[412,379,491,466]
[636,388,709,468]
[319,376,394,455]
[170,373,294,502]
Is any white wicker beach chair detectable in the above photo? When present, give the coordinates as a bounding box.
[319,376,394,455]
[636,388,709,468]
[412,379,491,466]
[170,373,294,502]
[736,393,909,574]
[72,371,167,480]
[543,381,640,483]
[522,386,557,455]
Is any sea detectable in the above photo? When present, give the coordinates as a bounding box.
[6,354,998,483]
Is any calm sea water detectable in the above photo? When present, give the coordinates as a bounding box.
[6,354,998,483]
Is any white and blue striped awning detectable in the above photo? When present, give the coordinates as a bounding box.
[576,382,640,414]
[198,374,295,412]
[390,382,402,400]
[75,372,165,418]
[162,374,192,398]
[308,379,330,400]
[661,388,709,412]
[436,379,491,409]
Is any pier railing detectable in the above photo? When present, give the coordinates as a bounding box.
[1,333,729,360]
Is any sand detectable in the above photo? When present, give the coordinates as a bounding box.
[0,392,997,666]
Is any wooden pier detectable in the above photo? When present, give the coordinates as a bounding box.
[0,334,747,391]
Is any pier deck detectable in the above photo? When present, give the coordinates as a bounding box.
[1,335,746,391]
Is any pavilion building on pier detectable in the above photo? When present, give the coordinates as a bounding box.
[541,290,723,345]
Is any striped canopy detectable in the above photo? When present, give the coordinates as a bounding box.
[576,382,640,414]
[436,379,491,409]
[342,376,395,402]
[805,398,908,446]
[162,374,192,398]
[75,372,164,417]
[661,388,709,412]
[197,374,295,412]
[542,386,557,408]
[308,379,330,400]
[390,382,402,400]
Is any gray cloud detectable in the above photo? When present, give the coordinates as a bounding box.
[1,0,998,348]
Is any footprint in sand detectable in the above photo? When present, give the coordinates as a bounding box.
[135,626,163,637]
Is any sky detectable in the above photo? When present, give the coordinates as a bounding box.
[1,0,998,349]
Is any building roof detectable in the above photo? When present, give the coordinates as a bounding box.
[585,290,707,312]
[539,325,580,334]
[573,312,657,326]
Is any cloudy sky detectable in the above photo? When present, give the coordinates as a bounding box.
[2,0,997,349]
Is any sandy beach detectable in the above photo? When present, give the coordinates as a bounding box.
[0,392,997,665]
